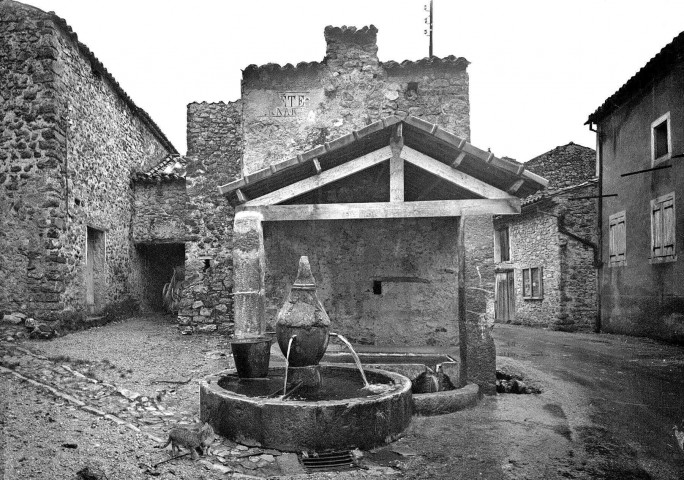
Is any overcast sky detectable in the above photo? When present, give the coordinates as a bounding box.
[21,0,684,161]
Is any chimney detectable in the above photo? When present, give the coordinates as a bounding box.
[324,25,379,70]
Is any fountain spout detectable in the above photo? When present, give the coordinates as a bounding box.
[329,332,370,388]
[282,335,297,398]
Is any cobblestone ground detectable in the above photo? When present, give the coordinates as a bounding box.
[3,315,684,479]
[0,315,402,479]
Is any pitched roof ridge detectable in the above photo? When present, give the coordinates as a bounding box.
[587,30,684,124]
[2,1,179,155]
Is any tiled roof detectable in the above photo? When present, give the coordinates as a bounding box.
[521,178,598,207]
[218,113,548,205]
[132,155,186,183]
[587,30,684,124]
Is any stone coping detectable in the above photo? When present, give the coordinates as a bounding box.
[200,365,413,452]
[413,383,480,416]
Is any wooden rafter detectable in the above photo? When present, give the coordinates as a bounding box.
[402,147,514,199]
[389,123,404,202]
[237,198,520,221]
[242,146,393,206]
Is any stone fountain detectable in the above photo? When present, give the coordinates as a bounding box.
[200,256,413,452]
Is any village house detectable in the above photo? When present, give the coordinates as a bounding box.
[493,143,598,332]
[0,0,180,323]
[587,30,684,343]
[1,1,549,392]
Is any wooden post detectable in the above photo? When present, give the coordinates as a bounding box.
[389,123,404,202]
[457,215,468,385]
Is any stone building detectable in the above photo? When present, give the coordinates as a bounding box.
[1,0,179,322]
[1,2,550,391]
[587,31,684,343]
[493,143,598,331]
[187,25,546,393]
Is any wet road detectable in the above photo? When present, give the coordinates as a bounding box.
[493,324,684,479]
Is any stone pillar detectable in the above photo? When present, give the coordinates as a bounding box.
[462,215,497,394]
[232,211,266,338]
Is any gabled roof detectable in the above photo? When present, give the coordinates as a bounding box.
[132,155,186,183]
[218,114,547,206]
[587,30,684,124]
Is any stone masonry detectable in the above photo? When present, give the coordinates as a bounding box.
[1,1,177,322]
[177,101,243,331]
[494,143,597,331]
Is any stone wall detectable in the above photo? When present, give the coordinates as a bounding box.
[262,218,461,347]
[493,142,598,332]
[179,101,243,331]
[556,184,598,331]
[495,202,562,328]
[241,26,470,175]
[0,1,65,317]
[131,177,188,244]
[0,1,176,320]
[525,142,595,191]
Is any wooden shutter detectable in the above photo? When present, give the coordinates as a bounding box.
[652,199,663,257]
[662,196,675,257]
[609,212,626,263]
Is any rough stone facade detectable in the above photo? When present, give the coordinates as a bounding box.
[494,143,598,331]
[1,1,177,322]
[241,26,470,175]
[176,101,243,331]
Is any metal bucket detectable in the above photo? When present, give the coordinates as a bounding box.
[230,337,273,378]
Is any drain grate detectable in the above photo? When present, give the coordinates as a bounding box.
[300,450,356,472]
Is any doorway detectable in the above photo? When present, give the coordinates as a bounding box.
[86,227,106,314]
[495,270,515,323]
[136,243,185,312]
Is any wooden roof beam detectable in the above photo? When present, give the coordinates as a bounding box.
[243,146,393,207]
[507,179,525,195]
[402,146,515,199]
[237,198,520,221]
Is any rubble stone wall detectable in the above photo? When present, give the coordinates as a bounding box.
[0,1,174,320]
[180,101,243,331]
[132,178,189,244]
[241,26,470,175]
[0,2,66,317]
[556,183,598,331]
[496,204,563,328]
[525,142,596,190]
[56,15,170,315]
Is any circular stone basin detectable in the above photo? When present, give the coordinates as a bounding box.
[200,365,413,452]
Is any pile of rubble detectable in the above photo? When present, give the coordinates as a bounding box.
[2,312,59,341]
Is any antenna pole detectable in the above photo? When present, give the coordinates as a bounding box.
[429,0,433,57]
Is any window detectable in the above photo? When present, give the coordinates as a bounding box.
[608,211,626,266]
[651,112,671,164]
[522,267,543,299]
[494,227,510,262]
[651,192,676,262]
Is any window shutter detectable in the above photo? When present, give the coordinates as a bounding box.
[652,200,662,257]
[663,197,675,257]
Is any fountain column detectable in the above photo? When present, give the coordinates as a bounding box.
[232,211,266,338]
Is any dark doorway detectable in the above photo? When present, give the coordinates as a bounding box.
[86,227,106,314]
[495,270,515,323]
[136,243,185,312]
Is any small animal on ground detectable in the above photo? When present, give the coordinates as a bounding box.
[158,422,215,460]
